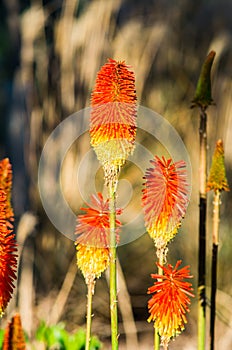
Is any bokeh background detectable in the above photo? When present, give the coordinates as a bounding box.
[0,0,232,348]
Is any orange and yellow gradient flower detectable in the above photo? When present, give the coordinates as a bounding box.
[147,260,194,348]
[90,59,137,188]
[0,158,17,316]
[2,313,26,350]
[142,156,189,249]
[75,193,122,283]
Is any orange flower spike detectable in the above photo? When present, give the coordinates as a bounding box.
[0,158,17,317]
[147,260,194,347]
[90,59,137,187]
[75,193,122,248]
[0,158,14,222]
[2,313,26,350]
[75,193,122,282]
[0,192,17,316]
[142,156,189,248]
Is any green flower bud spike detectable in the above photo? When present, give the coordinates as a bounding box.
[207,139,229,350]
[207,139,230,193]
[191,51,216,110]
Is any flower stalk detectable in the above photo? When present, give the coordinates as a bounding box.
[85,277,95,350]
[90,58,137,348]
[108,187,118,349]
[191,50,216,350]
[154,254,164,350]
[198,108,207,350]
[209,189,219,350]
[206,139,229,350]
[142,156,189,349]
[75,193,121,349]
[154,246,167,350]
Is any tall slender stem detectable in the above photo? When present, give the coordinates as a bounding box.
[198,108,207,350]
[154,329,160,350]
[86,278,95,350]
[154,248,165,350]
[108,185,118,350]
[210,190,220,350]
[117,259,139,348]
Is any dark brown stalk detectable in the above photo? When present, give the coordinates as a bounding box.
[198,108,207,349]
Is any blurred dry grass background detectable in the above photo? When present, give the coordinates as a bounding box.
[0,0,232,348]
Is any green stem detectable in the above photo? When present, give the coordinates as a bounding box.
[154,247,166,350]
[210,190,220,350]
[198,108,207,350]
[86,278,95,350]
[154,328,160,350]
[108,186,118,350]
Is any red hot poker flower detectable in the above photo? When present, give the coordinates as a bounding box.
[2,313,26,350]
[142,156,189,248]
[0,158,14,222]
[75,192,122,248]
[75,193,122,282]
[90,59,137,187]
[147,260,194,347]
[0,159,17,317]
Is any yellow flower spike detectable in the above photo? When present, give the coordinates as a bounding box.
[76,244,110,283]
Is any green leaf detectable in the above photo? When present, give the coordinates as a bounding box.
[0,329,5,347]
[35,323,102,349]
[90,335,102,349]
